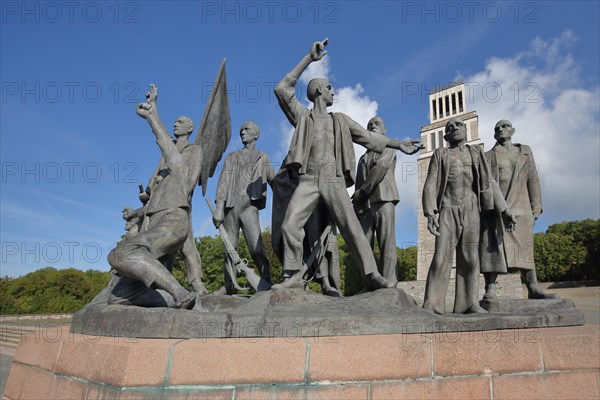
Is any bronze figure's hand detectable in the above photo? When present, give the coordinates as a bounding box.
[122,207,135,221]
[138,190,150,204]
[399,139,424,155]
[351,189,367,205]
[427,213,440,236]
[309,38,329,61]
[136,84,158,119]
[502,210,518,232]
[212,207,224,228]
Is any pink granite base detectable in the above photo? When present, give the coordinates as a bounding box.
[4,324,600,399]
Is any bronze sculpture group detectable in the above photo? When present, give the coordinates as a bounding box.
[107,39,557,315]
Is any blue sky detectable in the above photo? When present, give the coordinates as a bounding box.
[1,1,599,277]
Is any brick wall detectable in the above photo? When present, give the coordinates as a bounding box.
[4,325,599,399]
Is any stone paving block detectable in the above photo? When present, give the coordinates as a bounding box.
[236,383,369,400]
[18,367,54,400]
[493,370,600,400]
[235,386,308,400]
[305,383,370,400]
[160,388,234,400]
[433,329,542,376]
[537,325,600,337]
[56,334,175,387]
[541,329,600,370]
[169,338,306,385]
[118,389,164,400]
[308,334,430,382]
[86,383,122,400]
[3,363,28,400]
[13,325,67,371]
[371,376,491,400]
[49,376,88,399]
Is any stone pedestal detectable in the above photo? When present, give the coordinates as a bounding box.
[4,325,599,399]
[397,273,524,307]
[69,287,584,338]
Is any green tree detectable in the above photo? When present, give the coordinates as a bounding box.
[0,267,109,314]
[397,245,417,281]
[172,231,286,294]
[545,219,599,280]
[86,269,110,292]
[172,235,225,293]
[534,232,587,282]
[0,276,22,314]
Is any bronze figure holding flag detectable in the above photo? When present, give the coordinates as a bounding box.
[107,61,231,308]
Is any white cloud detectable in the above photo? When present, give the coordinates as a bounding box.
[329,83,379,127]
[299,57,331,85]
[459,30,600,225]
